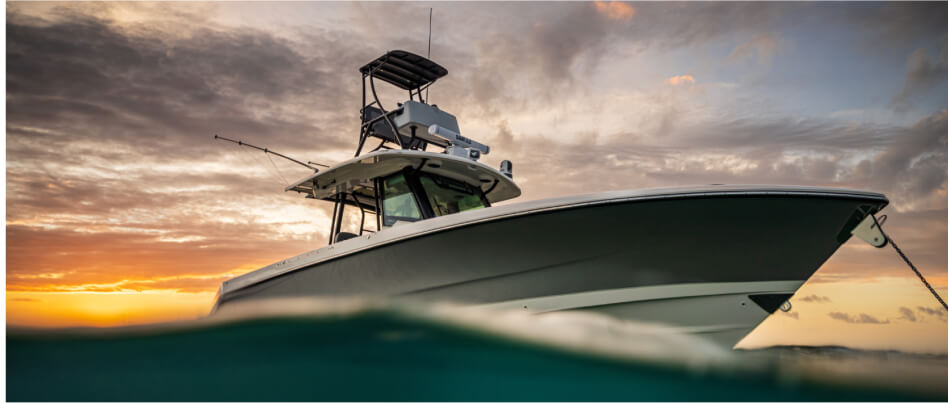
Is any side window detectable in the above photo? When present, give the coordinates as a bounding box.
[420,175,486,217]
[381,174,422,227]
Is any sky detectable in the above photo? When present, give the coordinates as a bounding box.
[5,2,948,353]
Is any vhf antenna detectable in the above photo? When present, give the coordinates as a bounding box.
[214,135,324,172]
[425,7,432,103]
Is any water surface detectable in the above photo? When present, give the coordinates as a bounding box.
[8,299,947,401]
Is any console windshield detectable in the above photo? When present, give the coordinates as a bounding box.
[381,174,422,226]
[419,175,486,216]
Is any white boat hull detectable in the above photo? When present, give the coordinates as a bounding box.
[481,280,803,347]
[213,185,887,347]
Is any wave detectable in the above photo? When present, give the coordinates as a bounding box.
[8,297,947,401]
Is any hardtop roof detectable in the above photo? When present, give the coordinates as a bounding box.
[359,50,448,90]
[286,149,521,209]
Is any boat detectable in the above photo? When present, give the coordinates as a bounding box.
[211,50,889,347]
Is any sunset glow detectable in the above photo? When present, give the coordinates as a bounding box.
[666,74,696,86]
[7,291,216,328]
[593,1,636,21]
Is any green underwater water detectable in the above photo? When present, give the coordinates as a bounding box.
[7,305,948,401]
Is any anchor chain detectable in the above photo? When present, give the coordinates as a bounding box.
[874,215,948,313]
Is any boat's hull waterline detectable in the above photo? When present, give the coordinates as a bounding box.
[213,186,887,347]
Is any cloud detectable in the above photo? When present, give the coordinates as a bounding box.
[917,306,948,322]
[9,298,40,303]
[899,306,918,322]
[728,34,781,66]
[838,3,948,52]
[593,1,635,21]
[828,312,891,324]
[782,311,800,320]
[6,8,359,161]
[798,294,832,303]
[6,272,244,294]
[9,272,68,280]
[507,108,947,213]
[665,75,696,86]
[427,2,808,112]
[892,35,948,111]
[864,110,948,208]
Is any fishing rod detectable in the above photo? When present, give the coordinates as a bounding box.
[214,135,323,172]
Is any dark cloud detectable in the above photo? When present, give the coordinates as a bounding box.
[675,117,894,151]
[799,294,832,304]
[520,3,611,82]
[892,35,948,111]
[865,110,948,203]
[899,306,917,322]
[6,10,357,162]
[664,110,948,211]
[501,109,947,216]
[840,2,948,52]
[828,312,890,325]
[782,311,800,320]
[625,2,804,49]
[917,306,948,322]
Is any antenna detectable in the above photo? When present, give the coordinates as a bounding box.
[426,7,432,102]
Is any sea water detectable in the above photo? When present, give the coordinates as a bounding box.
[7,298,948,401]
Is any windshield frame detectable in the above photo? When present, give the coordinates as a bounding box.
[417,173,490,217]
[379,171,427,227]
[378,169,491,227]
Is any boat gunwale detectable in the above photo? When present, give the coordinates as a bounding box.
[215,185,888,305]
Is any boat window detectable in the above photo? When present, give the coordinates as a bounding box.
[419,175,486,217]
[381,174,422,227]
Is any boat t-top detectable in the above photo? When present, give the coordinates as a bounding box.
[212,50,889,347]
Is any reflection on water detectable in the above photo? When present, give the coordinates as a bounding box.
[8,298,948,401]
